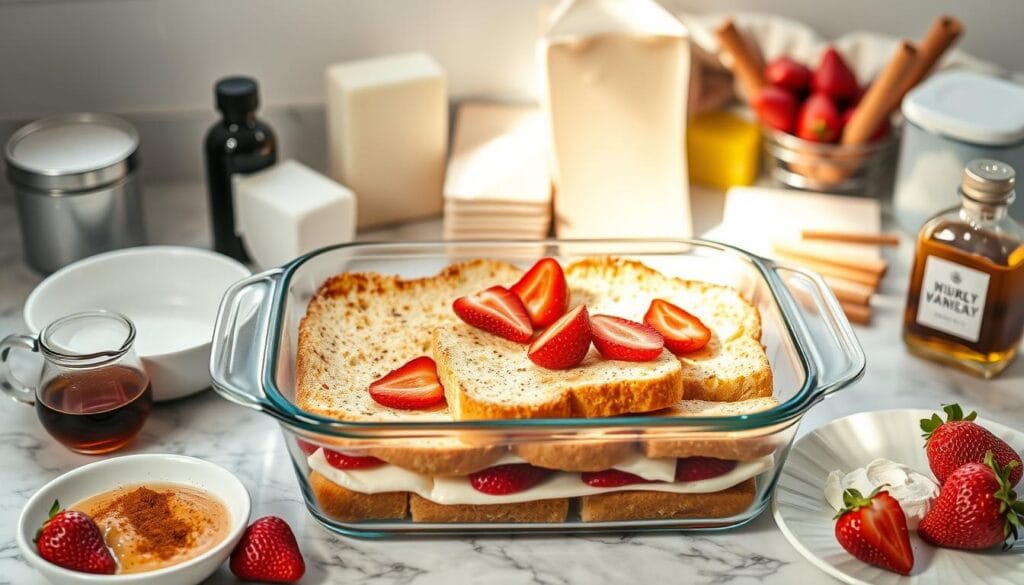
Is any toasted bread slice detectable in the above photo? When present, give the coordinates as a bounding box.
[433,324,683,420]
[309,471,408,522]
[564,257,772,402]
[641,397,783,461]
[409,494,570,523]
[579,478,756,522]
[296,260,523,475]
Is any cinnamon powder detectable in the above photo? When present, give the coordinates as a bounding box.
[95,487,192,559]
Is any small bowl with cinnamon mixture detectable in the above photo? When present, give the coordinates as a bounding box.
[17,454,250,585]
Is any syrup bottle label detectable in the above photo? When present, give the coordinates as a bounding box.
[916,255,990,342]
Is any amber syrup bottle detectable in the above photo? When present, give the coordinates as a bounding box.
[903,159,1024,378]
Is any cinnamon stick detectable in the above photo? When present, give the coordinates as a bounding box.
[842,41,918,145]
[801,230,900,246]
[822,276,875,306]
[714,18,764,100]
[774,251,881,288]
[896,15,964,106]
[773,240,888,277]
[839,301,873,326]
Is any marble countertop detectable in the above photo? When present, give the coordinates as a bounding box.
[1,183,1022,585]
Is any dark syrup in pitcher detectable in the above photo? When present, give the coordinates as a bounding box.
[36,365,152,454]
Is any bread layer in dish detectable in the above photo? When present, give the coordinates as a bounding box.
[295,257,773,425]
[306,448,770,522]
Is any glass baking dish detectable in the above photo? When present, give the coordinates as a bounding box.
[209,239,864,537]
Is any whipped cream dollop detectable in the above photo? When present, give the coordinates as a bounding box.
[824,458,939,529]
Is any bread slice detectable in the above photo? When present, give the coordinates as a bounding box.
[512,435,636,472]
[641,397,783,461]
[564,257,772,402]
[309,471,407,522]
[579,478,756,522]
[409,495,570,523]
[433,324,683,420]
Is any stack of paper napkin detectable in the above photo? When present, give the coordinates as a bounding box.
[443,102,552,240]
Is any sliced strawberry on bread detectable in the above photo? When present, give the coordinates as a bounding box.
[368,356,446,410]
[469,464,552,495]
[453,286,533,343]
[581,469,653,488]
[590,315,664,362]
[644,298,711,354]
[528,305,592,370]
[323,448,386,470]
[511,258,570,328]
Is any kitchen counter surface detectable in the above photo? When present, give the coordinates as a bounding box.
[1,182,1022,585]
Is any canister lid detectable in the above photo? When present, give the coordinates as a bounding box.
[4,113,139,192]
[902,70,1024,146]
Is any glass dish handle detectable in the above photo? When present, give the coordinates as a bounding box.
[770,261,866,398]
[209,269,288,418]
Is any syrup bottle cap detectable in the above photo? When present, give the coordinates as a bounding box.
[961,159,1015,204]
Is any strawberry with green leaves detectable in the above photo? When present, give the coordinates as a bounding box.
[833,486,914,575]
[35,500,117,575]
[921,403,1022,485]
[918,451,1024,550]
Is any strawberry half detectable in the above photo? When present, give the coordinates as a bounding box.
[368,356,446,410]
[469,464,552,495]
[581,469,653,488]
[675,457,737,482]
[230,516,305,583]
[590,315,664,362]
[834,487,914,575]
[295,438,320,455]
[765,56,811,94]
[323,448,386,470]
[528,305,591,369]
[35,501,116,575]
[921,403,1023,486]
[643,299,711,355]
[511,258,570,328]
[919,451,1024,550]
[453,286,533,343]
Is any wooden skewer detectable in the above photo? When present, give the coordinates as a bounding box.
[774,251,882,288]
[773,241,888,277]
[714,18,765,100]
[801,230,900,246]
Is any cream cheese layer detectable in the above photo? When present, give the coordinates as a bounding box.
[308,449,772,505]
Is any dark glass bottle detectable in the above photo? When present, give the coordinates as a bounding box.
[204,76,277,261]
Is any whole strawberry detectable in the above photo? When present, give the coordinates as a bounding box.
[921,403,1022,485]
[230,516,305,583]
[833,487,914,575]
[918,451,1024,550]
[34,500,116,574]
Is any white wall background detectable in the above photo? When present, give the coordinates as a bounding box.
[1,0,1021,184]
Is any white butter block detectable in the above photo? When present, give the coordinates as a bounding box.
[444,102,552,205]
[325,53,447,228]
[234,159,356,269]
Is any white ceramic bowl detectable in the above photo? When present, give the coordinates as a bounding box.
[24,246,250,401]
[17,454,251,585]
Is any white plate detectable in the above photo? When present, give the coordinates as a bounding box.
[773,409,1024,585]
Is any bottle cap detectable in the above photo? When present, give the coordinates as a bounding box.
[961,159,1015,203]
[215,76,259,117]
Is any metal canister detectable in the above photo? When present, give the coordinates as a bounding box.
[4,113,146,273]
